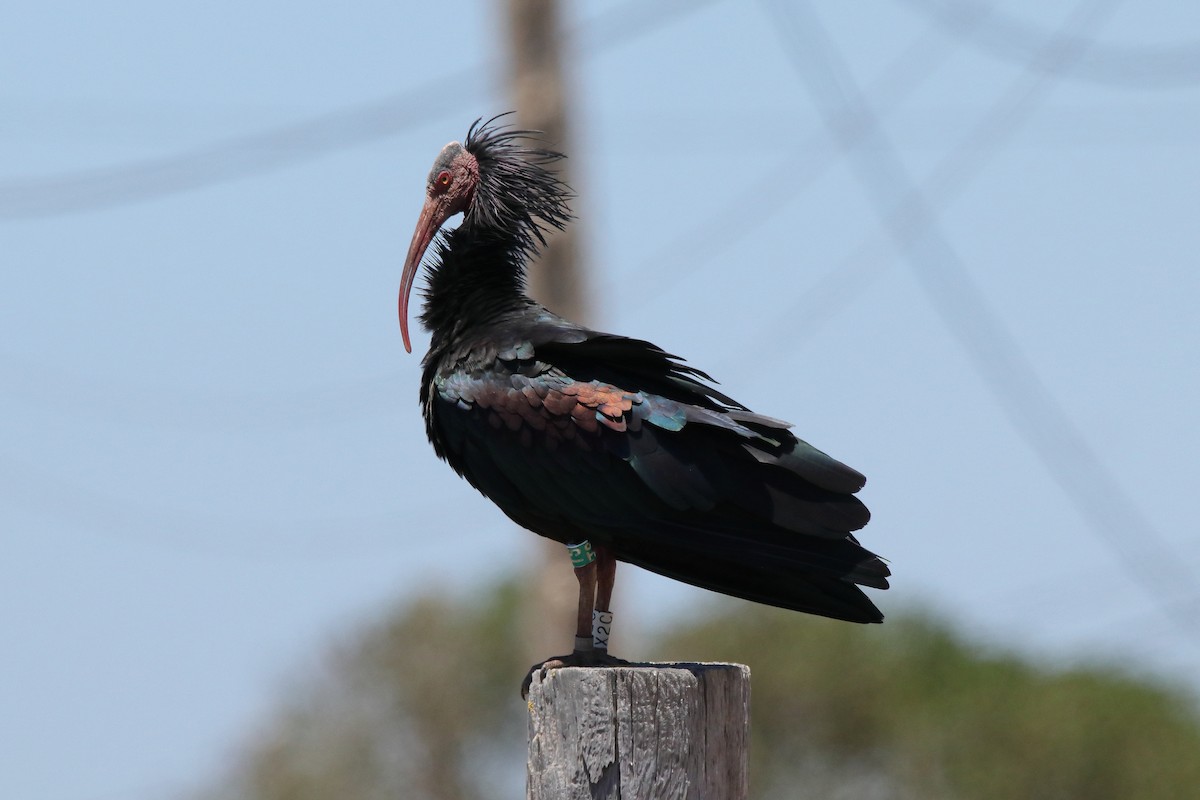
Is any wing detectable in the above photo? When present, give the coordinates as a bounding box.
[425,331,889,623]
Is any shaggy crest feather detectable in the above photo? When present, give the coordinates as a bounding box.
[462,114,574,267]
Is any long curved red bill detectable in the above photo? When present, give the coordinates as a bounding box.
[399,198,443,354]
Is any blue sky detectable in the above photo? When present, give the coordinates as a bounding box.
[3,1,1199,798]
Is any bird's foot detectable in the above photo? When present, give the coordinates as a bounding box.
[520,649,629,698]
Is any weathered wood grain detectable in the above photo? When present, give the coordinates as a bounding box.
[526,663,750,800]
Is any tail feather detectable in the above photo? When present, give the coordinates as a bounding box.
[607,409,886,620]
[623,516,891,590]
[615,532,885,623]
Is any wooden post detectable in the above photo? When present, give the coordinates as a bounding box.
[526,663,751,800]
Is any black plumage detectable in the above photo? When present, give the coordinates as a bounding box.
[399,117,888,666]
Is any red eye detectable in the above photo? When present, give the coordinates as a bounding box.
[437,170,452,187]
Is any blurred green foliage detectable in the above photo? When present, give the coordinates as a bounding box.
[658,607,1200,800]
[202,583,530,800]
[199,578,1200,800]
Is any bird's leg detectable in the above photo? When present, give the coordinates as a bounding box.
[593,545,616,652]
[590,545,627,668]
[571,543,599,656]
[521,540,623,698]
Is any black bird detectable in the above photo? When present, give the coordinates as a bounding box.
[399,117,888,691]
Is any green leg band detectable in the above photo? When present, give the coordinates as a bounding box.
[567,540,596,568]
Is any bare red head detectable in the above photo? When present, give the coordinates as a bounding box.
[398,141,480,353]
[398,118,573,353]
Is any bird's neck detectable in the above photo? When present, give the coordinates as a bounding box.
[420,223,536,351]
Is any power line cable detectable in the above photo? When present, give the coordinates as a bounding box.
[759,0,1200,637]
[0,72,475,219]
[738,2,1198,359]
[624,0,1199,336]
[621,5,989,319]
[0,0,723,220]
[0,347,403,434]
[0,453,511,561]
[894,0,1200,89]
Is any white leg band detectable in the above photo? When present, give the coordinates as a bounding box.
[593,610,613,651]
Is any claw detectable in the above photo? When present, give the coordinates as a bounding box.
[520,649,631,698]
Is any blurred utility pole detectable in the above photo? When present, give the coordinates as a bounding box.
[506,0,589,324]
[504,0,595,663]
